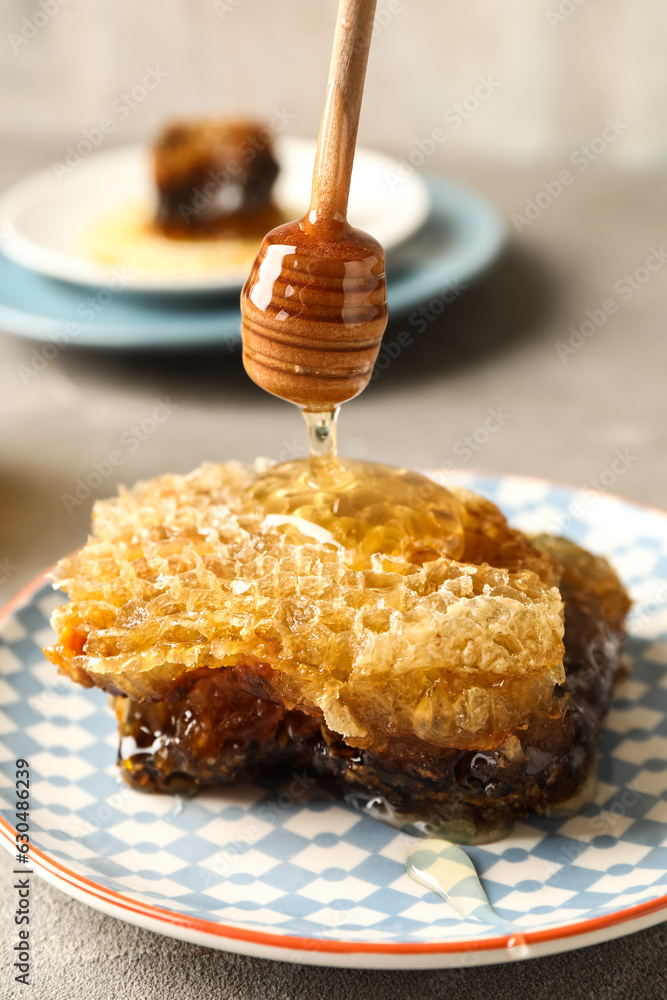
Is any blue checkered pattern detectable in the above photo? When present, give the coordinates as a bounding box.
[1,472,667,945]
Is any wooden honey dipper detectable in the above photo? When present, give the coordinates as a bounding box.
[241,0,387,410]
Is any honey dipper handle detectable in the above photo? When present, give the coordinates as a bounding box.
[308,0,378,227]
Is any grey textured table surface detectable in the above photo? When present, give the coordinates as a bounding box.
[1,150,666,999]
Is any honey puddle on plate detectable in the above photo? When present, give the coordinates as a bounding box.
[80,200,264,278]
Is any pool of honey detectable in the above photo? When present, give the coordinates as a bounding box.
[244,456,465,569]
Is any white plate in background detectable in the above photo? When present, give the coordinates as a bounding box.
[0,138,431,294]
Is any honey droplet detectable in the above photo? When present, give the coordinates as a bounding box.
[406,837,525,947]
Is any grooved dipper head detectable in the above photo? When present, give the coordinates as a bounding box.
[241,217,388,409]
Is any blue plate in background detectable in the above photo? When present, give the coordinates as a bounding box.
[0,177,505,350]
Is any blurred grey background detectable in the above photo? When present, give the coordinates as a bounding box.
[2,0,666,166]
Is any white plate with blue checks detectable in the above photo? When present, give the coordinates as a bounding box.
[1,471,667,969]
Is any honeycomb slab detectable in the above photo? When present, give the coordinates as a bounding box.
[44,462,630,842]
